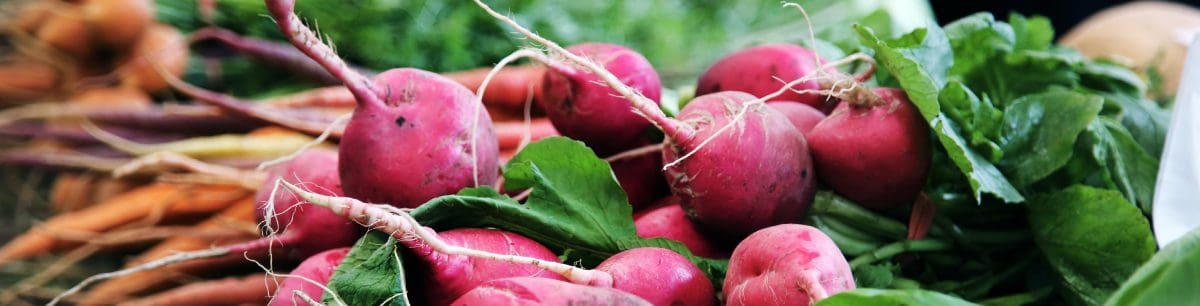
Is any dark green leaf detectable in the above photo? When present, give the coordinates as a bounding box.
[944,13,1014,77]
[1105,227,1200,306]
[324,231,407,306]
[1027,185,1156,305]
[858,25,1023,203]
[410,137,727,288]
[939,81,1003,162]
[1097,92,1169,158]
[817,289,980,306]
[1084,119,1159,213]
[998,91,1104,187]
[853,264,897,289]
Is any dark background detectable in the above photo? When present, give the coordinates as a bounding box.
[931,0,1200,35]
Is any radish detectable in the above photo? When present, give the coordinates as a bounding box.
[696,44,836,112]
[806,88,931,210]
[280,182,714,306]
[475,0,818,240]
[451,277,652,306]
[404,228,567,306]
[608,145,670,210]
[537,43,662,156]
[768,101,826,136]
[265,0,498,208]
[633,196,726,258]
[724,224,855,306]
[254,149,361,260]
[269,247,350,306]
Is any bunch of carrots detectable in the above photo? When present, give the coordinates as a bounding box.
[0,0,559,304]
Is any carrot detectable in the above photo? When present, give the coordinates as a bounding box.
[444,65,544,111]
[260,86,355,109]
[0,57,64,102]
[10,0,59,33]
[35,6,93,61]
[82,0,153,51]
[84,123,325,159]
[495,117,558,150]
[119,23,189,93]
[50,172,99,213]
[78,197,260,305]
[117,273,279,306]
[68,86,153,108]
[0,183,249,264]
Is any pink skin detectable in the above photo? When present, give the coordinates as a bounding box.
[268,247,350,306]
[253,149,361,260]
[265,0,498,208]
[723,224,855,306]
[633,197,727,258]
[539,43,662,156]
[612,152,670,210]
[806,88,931,210]
[663,91,817,241]
[338,68,498,207]
[404,228,568,306]
[451,277,652,306]
[595,247,715,306]
[768,101,827,136]
[696,44,837,112]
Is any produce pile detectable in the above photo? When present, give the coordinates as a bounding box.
[0,0,1195,305]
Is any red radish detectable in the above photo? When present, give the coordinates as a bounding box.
[265,0,498,208]
[451,277,652,306]
[724,224,855,306]
[475,1,817,240]
[696,44,836,112]
[254,149,361,260]
[537,43,662,156]
[633,197,726,258]
[269,247,350,306]
[595,247,715,306]
[768,101,826,136]
[806,88,931,210]
[405,228,568,306]
[280,182,714,306]
[609,147,670,210]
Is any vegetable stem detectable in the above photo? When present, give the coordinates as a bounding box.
[849,239,952,269]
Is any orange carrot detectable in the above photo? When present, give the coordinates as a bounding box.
[79,197,260,305]
[117,273,278,306]
[444,65,544,111]
[119,23,189,94]
[11,1,58,33]
[50,172,98,213]
[0,57,64,102]
[260,86,354,108]
[35,6,93,61]
[495,117,558,151]
[69,85,153,108]
[0,183,249,264]
[82,0,153,51]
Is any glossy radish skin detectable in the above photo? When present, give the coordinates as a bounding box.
[806,88,930,210]
[539,43,662,156]
[595,247,715,306]
[450,277,652,306]
[724,224,854,306]
[404,228,567,306]
[253,149,360,260]
[268,247,350,306]
[768,101,827,136]
[612,153,670,210]
[696,44,835,112]
[663,91,817,241]
[633,197,726,258]
[338,68,499,208]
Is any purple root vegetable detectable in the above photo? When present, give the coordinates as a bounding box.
[767,101,826,136]
[723,224,855,306]
[268,247,350,306]
[806,88,931,210]
[190,27,375,85]
[607,145,670,210]
[254,149,362,260]
[404,228,568,306]
[160,69,347,138]
[266,0,498,207]
[451,277,652,306]
[474,1,818,240]
[633,197,727,258]
[696,44,837,112]
[538,43,662,156]
[594,247,715,306]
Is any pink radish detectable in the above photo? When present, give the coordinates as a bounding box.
[768,101,827,136]
[608,145,670,210]
[633,197,727,258]
[269,247,350,306]
[254,149,361,260]
[451,277,652,306]
[265,0,498,208]
[696,44,836,112]
[595,247,715,306]
[475,1,818,240]
[806,88,931,210]
[405,228,567,306]
[724,224,855,306]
